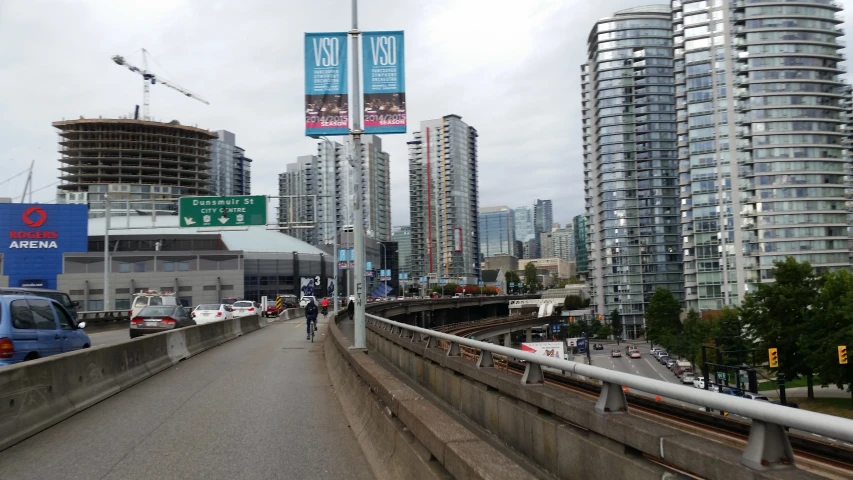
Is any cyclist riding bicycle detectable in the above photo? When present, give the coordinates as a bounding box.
[320,297,329,317]
[305,299,319,340]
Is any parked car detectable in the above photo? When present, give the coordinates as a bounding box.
[665,358,677,369]
[658,354,670,365]
[611,350,622,358]
[264,304,283,318]
[674,360,693,377]
[231,300,260,318]
[192,304,233,324]
[131,291,178,318]
[742,392,771,402]
[628,350,641,359]
[130,305,195,338]
[653,350,668,360]
[681,372,696,385]
[0,287,81,321]
[277,295,298,308]
[299,296,317,308]
[650,347,661,355]
[693,377,705,389]
[0,294,90,366]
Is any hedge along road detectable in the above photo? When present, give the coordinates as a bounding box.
[0,316,374,480]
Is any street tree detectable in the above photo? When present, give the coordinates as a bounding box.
[644,287,682,350]
[598,325,613,339]
[741,257,821,399]
[610,309,622,337]
[524,262,538,286]
[564,295,585,310]
[800,269,853,408]
[680,308,710,369]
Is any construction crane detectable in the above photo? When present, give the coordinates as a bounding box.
[111,48,209,121]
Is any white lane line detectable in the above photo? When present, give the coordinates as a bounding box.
[644,358,671,382]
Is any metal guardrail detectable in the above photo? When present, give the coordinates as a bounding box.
[77,310,130,322]
[366,313,853,471]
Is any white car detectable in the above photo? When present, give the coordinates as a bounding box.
[681,373,696,385]
[693,377,705,389]
[131,291,178,318]
[299,296,317,308]
[192,304,233,324]
[742,393,771,402]
[231,300,260,318]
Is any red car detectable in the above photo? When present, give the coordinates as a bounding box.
[264,304,283,318]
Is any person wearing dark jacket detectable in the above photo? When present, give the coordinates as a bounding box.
[305,299,319,339]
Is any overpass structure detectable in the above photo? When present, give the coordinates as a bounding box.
[507,298,564,313]
[1,297,851,479]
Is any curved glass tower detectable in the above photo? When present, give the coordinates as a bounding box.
[583,6,682,336]
[672,0,848,310]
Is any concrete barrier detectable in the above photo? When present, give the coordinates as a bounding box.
[0,314,267,452]
[326,313,538,480]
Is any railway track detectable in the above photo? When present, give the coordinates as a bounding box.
[427,318,853,479]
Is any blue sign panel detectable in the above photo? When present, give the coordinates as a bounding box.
[362,31,406,134]
[305,32,349,136]
[0,204,89,290]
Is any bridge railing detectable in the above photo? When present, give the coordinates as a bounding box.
[366,313,853,471]
[77,310,130,323]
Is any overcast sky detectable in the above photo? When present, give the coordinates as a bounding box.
[0,0,850,229]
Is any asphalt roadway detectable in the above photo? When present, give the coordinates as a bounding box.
[0,316,374,480]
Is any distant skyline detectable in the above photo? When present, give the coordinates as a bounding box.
[0,0,849,230]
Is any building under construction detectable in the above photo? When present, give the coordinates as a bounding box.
[54,118,217,217]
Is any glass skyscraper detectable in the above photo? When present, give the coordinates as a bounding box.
[673,0,849,310]
[479,206,516,259]
[583,6,682,331]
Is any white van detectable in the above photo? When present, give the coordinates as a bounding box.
[131,291,178,318]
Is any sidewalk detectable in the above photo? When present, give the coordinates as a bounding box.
[766,385,850,399]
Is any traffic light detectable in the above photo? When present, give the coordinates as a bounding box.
[598,314,603,322]
[839,346,848,365]
[569,316,574,324]
[768,348,779,368]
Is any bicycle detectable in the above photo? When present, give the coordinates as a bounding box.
[308,317,317,342]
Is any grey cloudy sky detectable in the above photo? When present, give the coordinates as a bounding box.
[1,0,850,229]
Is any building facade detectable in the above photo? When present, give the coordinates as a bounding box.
[479,206,516,259]
[533,199,554,237]
[573,215,588,276]
[582,6,682,331]
[408,114,480,283]
[54,119,216,218]
[552,225,575,262]
[673,0,849,310]
[392,225,413,276]
[278,135,391,248]
[513,206,535,248]
[210,130,252,196]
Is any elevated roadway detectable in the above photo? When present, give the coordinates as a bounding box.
[0,316,373,480]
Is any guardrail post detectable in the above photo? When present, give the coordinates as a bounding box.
[399,326,408,338]
[447,341,461,357]
[477,350,494,368]
[410,331,419,343]
[741,420,795,471]
[425,336,437,348]
[521,362,544,385]
[595,382,628,414]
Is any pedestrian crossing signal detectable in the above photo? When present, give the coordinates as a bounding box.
[768,348,779,368]
[839,346,848,365]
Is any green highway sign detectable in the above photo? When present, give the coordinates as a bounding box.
[179,195,266,228]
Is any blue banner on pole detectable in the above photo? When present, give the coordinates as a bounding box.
[305,32,349,136]
[362,31,406,135]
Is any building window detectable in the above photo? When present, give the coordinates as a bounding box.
[115,299,130,310]
[135,262,146,273]
[119,263,131,273]
[178,261,190,272]
[88,300,104,311]
[163,262,175,272]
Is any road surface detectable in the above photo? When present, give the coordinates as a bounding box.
[0,316,374,480]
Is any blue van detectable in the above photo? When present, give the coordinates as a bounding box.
[0,288,80,322]
[0,295,90,366]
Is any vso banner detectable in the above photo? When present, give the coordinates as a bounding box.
[304,32,349,136]
[362,31,406,134]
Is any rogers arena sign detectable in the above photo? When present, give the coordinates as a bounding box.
[9,207,59,248]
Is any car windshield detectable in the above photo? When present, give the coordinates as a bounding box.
[134,297,149,307]
[233,301,253,307]
[138,306,176,317]
[197,304,221,311]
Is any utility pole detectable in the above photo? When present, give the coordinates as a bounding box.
[104,193,111,311]
[350,0,366,349]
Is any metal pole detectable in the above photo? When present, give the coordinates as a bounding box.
[350,0,365,349]
[104,194,110,311]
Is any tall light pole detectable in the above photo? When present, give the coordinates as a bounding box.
[103,193,111,311]
[379,242,388,298]
[349,0,366,349]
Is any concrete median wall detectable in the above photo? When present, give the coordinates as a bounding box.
[326,314,539,480]
[0,314,267,452]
